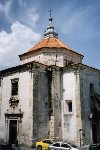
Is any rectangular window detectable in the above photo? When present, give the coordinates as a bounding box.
[11,78,19,96]
[64,100,72,114]
[90,83,94,96]
[68,101,72,112]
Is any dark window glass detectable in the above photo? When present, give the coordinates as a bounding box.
[11,80,18,96]
[90,83,94,95]
[52,143,60,147]
[68,60,73,65]
[68,143,78,148]
[43,140,46,143]
[46,140,53,144]
[68,102,72,112]
[61,143,70,148]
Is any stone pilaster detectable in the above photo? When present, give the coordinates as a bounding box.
[49,67,62,139]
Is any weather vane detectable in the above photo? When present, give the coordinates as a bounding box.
[48,8,52,17]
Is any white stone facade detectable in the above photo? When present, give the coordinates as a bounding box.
[62,72,77,142]
[20,48,83,67]
[61,64,100,145]
[0,60,100,147]
[0,70,33,145]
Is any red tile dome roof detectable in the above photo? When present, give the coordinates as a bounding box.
[19,37,83,58]
[29,37,72,51]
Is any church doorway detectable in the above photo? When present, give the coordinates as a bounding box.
[9,120,17,144]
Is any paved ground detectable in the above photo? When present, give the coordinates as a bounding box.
[0,144,89,150]
[19,147,36,150]
[19,145,37,150]
[0,144,37,150]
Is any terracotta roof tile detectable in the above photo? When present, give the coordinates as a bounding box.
[29,37,72,51]
[19,37,83,58]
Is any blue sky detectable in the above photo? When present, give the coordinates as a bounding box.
[0,0,100,70]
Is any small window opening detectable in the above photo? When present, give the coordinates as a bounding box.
[67,60,73,65]
[65,100,72,113]
[11,79,18,96]
[90,83,94,96]
[68,102,72,112]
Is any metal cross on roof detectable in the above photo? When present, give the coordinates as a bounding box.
[48,8,52,17]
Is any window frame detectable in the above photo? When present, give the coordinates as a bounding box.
[64,100,73,114]
[67,101,72,112]
[11,78,19,97]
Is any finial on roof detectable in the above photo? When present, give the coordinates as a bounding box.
[44,9,58,38]
[48,8,52,18]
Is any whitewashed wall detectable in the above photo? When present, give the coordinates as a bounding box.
[62,65,100,145]
[20,48,82,67]
[0,71,33,145]
[62,72,77,142]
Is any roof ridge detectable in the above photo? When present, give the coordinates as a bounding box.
[44,37,50,47]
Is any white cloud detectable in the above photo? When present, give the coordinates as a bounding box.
[19,4,40,28]
[0,21,41,68]
[27,7,39,28]
[0,1,40,28]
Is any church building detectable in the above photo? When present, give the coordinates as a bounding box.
[0,14,100,147]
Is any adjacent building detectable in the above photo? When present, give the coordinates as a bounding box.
[0,15,100,147]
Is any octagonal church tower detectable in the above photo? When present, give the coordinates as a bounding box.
[19,15,84,144]
[19,16,83,67]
